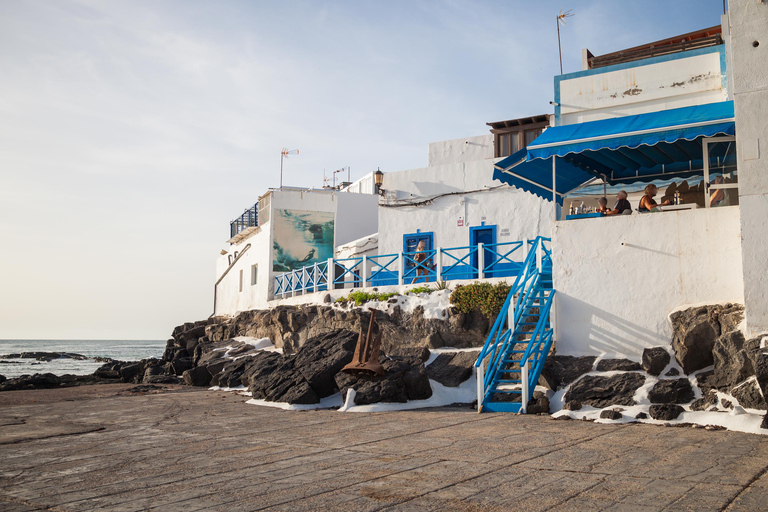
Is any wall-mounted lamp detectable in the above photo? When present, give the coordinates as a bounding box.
[374,168,384,195]
[549,101,559,106]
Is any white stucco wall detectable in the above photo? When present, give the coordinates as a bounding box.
[378,159,553,257]
[427,134,494,167]
[214,227,273,316]
[729,0,768,335]
[557,46,727,125]
[552,207,744,358]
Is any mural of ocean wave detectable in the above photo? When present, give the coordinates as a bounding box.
[272,209,334,272]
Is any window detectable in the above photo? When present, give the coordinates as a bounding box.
[251,264,258,285]
[525,129,542,146]
[488,116,549,158]
[239,269,243,292]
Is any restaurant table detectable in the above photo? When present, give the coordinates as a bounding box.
[660,203,699,211]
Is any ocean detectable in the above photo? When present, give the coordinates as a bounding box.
[0,339,167,379]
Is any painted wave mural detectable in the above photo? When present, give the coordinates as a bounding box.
[272,209,335,272]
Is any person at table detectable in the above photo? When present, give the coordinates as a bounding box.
[710,176,725,207]
[606,190,632,215]
[639,184,670,212]
[596,197,609,214]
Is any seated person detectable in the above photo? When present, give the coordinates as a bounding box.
[639,184,669,212]
[596,197,609,214]
[710,176,725,207]
[606,190,631,215]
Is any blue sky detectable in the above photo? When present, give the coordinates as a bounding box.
[0,0,727,339]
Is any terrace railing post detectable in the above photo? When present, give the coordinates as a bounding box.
[522,238,529,262]
[327,258,334,291]
[536,241,543,271]
[437,249,443,282]
[478,243,485,279]
[362,255,368,288]
[521,361,530,414]
[292,270,298,297]
[398,252,405,286]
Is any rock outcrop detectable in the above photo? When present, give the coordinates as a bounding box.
[539,355,596,390]
[669,304,744,374]
[563,373,646,408]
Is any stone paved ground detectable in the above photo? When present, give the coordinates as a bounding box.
[1,385,767,511]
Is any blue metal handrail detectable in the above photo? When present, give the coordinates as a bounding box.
[366,253,398,285]
[403,249,437,283]
[333,257,363,287]
[474,235,555,413]
[482,240,523,275]
[440,245,477,280]
[230,203,258,238]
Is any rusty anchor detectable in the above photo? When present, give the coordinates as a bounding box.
[341,308,385,376]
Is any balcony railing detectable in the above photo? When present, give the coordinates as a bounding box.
[273,238,549,299]
[230,203,258,239]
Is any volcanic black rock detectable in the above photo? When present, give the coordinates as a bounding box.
[426,352,477,387]
[596,359,642,372]
[563,373,646,408]
[539,355,596,390]
[649,404,684,421]
[642,347,670,376]
[648,378,695,404]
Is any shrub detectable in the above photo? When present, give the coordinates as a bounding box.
[336,290,399,306]
[432,280,450,291]
[408,285,433,295]
[449,281,511,317]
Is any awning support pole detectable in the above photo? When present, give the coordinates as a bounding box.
[552,157,558,221]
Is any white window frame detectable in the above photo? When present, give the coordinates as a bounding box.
[251,264,258,286]
[703,135,738,209]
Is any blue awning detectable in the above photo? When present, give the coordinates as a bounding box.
[493,101,735,203]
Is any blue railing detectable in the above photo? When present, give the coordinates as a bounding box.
[230,203,258,239]
[474,236,554,413]
[272,239,535,298]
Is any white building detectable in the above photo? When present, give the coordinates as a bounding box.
[214,184,378,316]
[491,18,756,358]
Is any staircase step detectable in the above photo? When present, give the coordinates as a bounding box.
[481,401,523,413]
[496,379,522,384]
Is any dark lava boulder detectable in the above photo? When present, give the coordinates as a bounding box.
[669,304,743,374]
[539,355,596,390]
[649,403,684,421]
[255,357,319,405]
[335,357,432,405]
[711,330,752,390]
[426,351,477,387]
[293,329,358,398]
[647,378,695,404]
[527,391,550,414]
[600,409,623,420]
[691,390,719,411]
[731,380,767,410]
[642,347,670,376]
[563,373,646,408]
[596,359,642,372]
[183,365,212,387]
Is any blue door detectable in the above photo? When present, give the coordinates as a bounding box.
[470,226,496,278]
[403,232,434,283]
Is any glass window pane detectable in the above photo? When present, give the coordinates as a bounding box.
[524,129,541,147]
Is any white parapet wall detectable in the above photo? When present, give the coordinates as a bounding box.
[552,206,744,358]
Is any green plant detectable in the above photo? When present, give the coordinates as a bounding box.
[408,285,433,295]
[449,281,510,317]
[432,280,449,291]
[337,290,398,306]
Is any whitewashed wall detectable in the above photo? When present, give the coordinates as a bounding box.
[214,226,273,316]
[729,0,768,336]
[428,134,494,167]
[552,207,744,358]
[378,158,554,257]
[557,46,727,125]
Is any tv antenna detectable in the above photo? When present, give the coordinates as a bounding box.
[556,9,574,75]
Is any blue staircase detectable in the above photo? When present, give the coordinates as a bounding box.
[474,236,555,413]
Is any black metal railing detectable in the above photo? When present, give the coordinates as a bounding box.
[230,203,258,238]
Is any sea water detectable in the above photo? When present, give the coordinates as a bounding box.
[0,339,166,379]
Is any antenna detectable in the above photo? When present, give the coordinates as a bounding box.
[556,9,574,75]
[280,148,299,189]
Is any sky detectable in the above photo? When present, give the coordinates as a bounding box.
[0,0,728,340]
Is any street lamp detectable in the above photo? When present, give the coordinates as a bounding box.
[374,168,384,195]
[280,148,299,189]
